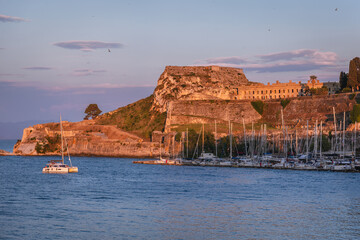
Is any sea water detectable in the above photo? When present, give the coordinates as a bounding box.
[0,154,360,239]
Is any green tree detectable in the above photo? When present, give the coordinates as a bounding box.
[310,75,317,80]
[309,86,328,95]
[348,57,360,90]
[339,71,348,90]
[84,104,102,120]
[350,104,360,123]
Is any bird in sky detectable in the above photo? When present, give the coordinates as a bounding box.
[335,8,338,11]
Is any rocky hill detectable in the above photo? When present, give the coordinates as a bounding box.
[152,65,250,112]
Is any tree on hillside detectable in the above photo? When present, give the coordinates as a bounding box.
[339,71,348,90]
[348,57,360,90]
[84,104,102,120]
[310,75,317,80]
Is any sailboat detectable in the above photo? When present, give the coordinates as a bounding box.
[42,115,78,174]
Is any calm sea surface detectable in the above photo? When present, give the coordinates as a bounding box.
[1,153,360,239]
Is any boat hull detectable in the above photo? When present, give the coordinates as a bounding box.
[42,166,69,174]
[68,166,78,173]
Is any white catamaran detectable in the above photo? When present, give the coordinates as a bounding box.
[42,115,78,174]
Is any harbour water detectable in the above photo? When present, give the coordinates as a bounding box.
[1,154,360,239]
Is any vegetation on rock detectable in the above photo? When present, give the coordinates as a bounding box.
[309,86,328,95]
[251,101,265,115]
[280,99,291,109]
[35,134,61,154]
[96,95,166,139]
[350,104,360,123]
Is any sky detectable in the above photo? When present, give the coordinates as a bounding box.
[0,0,359,138]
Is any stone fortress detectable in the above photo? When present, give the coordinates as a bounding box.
[231,77,340,100]
[153,65,340,112]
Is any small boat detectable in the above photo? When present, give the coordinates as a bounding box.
[42,115,78,174]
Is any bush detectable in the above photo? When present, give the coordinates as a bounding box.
[350,104,360,123]
[349,93,356,100]
[251,101,265,115]
[309,86,328,95]
[342,87,352,93]
[280,99,291,109]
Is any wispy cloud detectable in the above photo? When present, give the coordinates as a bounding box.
[23,67,53,70]
[198,49,341,73]
[0,14,28,23]
[202,56,248,65]
[72,69,106,76]
[53,41,123,51]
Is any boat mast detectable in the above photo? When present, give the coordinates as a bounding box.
[320,120,323,159]
[215,120,218,157]
[202,123,205,154]
[306,120,309,163]
[60,114,64,164]
[355,122,357,159]
[314,120,318,158]
[333,107,337,153]
[186,128,189,159]
[243,119,247,157]
[229,120,232,159]
[343,112,346,159]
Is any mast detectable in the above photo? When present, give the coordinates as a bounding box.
[343,112,346,159]
[229,121,232,159]
[186,128,189,158]
[202,123,205,154]
[243,119,247,157]
[264,124,267,156]
[333,107,337,153]
[320,120,322,159]
[306,120,309,163]
[215,120,218,157]
[60,114,64,164]
[355,122,357,159]
[295,129,298,155]
[159,139,162,160]
[314,120,318,158]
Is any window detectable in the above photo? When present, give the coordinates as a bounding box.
[283,90,285,93]
[253,91,255,94]
[261,90,263,94]
[292,89,294,93]
[270,90,272,94]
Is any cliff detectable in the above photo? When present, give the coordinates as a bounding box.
[13,120,165,158]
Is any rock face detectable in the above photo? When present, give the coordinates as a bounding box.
[152,65,249,112]
[164,94,355,132]
[13,120,165,158]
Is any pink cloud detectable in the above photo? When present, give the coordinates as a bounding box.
[0,14,28,22]
[23,67,53,70]
[72,69,107,76]
[53,41,123,51]
[198,49,341,73]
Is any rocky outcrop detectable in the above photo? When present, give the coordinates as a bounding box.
[13,120,168,158]
[0,149,11,156]
[152,65,249,112]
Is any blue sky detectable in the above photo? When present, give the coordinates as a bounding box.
[0,0,359,129]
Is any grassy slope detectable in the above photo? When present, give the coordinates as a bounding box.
[96,95,167,139]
